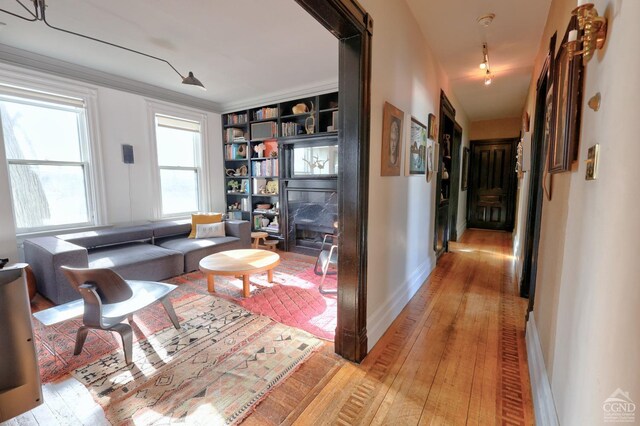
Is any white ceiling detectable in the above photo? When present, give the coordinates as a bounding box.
[0,0,338,111]
[405,0,552,121]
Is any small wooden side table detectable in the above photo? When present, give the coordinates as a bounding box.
[251,231,269,248]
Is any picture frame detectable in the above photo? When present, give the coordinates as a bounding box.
[426,143,434,182]
[381,101,404,176]
[406,116,427,176]
[461,147,470,190]
[548,18,584,173]
[427,113,437,140]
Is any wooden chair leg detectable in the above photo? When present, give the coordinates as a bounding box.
[112,323,133,364]
[161,297,181,329]
[74,326,90,355]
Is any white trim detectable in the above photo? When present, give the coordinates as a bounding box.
[221,80,339,113]
[367,259,434,349]
[146,100,210,219]
[0,44,222,112]
[526,313,560,426]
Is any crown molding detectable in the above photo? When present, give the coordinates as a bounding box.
[0,43,223,113]
[220,80,339,113]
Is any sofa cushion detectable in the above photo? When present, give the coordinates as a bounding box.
[59,225,153,249]
[88,242,183,282]
[152,220,191,239]
[157,236,242,272]
[188,213,222,239]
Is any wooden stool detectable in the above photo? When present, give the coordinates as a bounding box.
[263,240,278,251]
[251,231,269,248]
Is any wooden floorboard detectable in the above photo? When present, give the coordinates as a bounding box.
[2,230,533,425]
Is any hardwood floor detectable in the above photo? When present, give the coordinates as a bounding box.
[245,229,533,425]
[2,230,532,425]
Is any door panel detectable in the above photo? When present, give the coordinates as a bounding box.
[468,140,516,231]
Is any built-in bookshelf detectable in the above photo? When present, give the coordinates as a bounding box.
[222,91,339,250]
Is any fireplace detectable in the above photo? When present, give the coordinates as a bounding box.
[286,188,337,255]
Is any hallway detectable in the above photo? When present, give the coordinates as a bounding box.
[246,229,533,425]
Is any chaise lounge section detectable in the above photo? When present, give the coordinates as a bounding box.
[24,219,250,304]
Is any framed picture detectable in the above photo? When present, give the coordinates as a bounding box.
[426,143,434,182]
[461,147,470,190]
[406,117,427,176]
[427,113,437,140]
[548,19,584,173]
[381,102,404,176]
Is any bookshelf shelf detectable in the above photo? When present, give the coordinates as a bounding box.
[222,91,338,248]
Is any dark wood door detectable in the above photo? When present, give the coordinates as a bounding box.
[467,139,516,231]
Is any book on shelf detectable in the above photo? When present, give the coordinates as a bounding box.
[226,211,243,220]
[225,143,247,160]
[281,122,301,137]
[253,107,278,121]
[251,158,279,177]
[225,127,247,143]
[226,112,247,125]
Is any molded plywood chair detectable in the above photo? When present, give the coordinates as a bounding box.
[61,266,180,364]
[314,234,338,294]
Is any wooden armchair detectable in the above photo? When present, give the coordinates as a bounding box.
[61,266,180,364]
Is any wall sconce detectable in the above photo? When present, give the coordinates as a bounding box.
[566,3,607,65]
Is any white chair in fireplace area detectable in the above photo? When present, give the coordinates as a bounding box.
[314,234,338,294]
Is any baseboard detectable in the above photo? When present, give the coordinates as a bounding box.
[456,221,467,240]
[367,259,433,350]
[526,313,559,426]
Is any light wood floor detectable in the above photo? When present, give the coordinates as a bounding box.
[2,229,533,425]
[245,229,534,425]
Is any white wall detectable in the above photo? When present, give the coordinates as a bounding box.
[360,0,470,348]
[0,63,224,260]
[516,0,640,423]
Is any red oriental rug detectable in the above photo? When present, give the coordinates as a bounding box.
[168,257,337,341]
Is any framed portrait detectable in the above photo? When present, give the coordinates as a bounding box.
[461,147,470,190]
[381,102,404,176]
[427,113,437,140]
[406,117,427,176]
[548,18,584,173]
[426,143,434,182]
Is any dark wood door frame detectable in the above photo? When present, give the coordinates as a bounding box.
[433,90,456,256]
[448,122,463,241]
[467,138,518,231]
[294,0,372,362]
[523,34,556,309]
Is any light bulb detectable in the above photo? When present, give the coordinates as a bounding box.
[484,70,492,85]
[479,61,487,70]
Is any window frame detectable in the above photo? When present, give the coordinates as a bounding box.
[147,101,209,219]
[0,70,106,236]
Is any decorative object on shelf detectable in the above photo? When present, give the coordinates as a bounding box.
[302,156,330,171]
[261,217,270,228]
[516,139,524,179]
[461,147,470,190]
[237,144,247,158]
[588,92,601,111]
[442,165,449,180]
[226,165,247,177]
[549,20,584,173]
[427,113,438,140]
[442,134,451,157]
[305,102,315,135]
[256,203,271,210]
[227,180,240,192]
[585,144,600,181]
[406,116,427,176]
[228,202,241,211]
[381,101,404,176]
[426,144,434,182]
[266,181,279,195]
[292,103,308,115]
[565,3,607,66]
[254,143,266,158]
[0,0,205,89]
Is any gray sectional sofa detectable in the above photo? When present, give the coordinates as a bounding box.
[24,219,250,304]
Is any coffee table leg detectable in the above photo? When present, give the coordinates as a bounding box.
[242,275,250,298]
[267,268,274,283]
[207,274,215,293]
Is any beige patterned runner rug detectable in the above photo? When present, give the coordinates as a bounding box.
[72,295,322,425]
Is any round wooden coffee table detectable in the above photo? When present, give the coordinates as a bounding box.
[199,249,280,298]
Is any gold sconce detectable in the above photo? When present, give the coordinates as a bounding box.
[566,3,608,65]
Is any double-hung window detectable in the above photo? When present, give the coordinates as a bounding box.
[0,87,97,233]
[153,113,205,217]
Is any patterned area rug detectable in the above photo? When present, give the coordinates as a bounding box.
[168,260,337,340]
[72,295,321,425]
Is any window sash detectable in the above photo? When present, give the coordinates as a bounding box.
[158,166,200,216]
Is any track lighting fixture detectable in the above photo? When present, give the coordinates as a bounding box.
[484,70,492,86]
[479,43,489,70]
[0,0,206,90]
